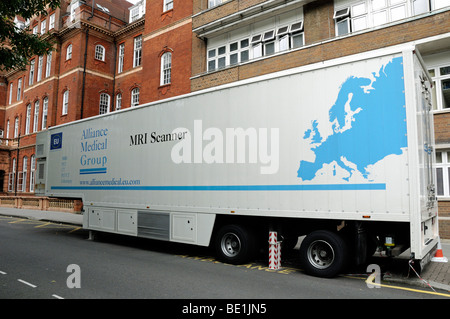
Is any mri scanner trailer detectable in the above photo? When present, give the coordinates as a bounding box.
[35,47,440,277]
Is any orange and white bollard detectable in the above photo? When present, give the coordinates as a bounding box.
[268,231,281,270]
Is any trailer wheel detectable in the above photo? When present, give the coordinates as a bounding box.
[214,224,255,264]
[299,230,348,278]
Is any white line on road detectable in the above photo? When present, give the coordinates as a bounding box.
[0,271,6,275]
[52,294,64,299]
[18,279,37,288]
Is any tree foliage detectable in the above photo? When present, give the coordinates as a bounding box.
[0,0,60,72]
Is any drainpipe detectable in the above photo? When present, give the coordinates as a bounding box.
[112,39,117,111]
[80,28,89,119]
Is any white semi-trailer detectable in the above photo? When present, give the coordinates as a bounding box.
[35,46,439,277]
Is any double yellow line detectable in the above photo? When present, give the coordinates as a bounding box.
[364,275,450,298]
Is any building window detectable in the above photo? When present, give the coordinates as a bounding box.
[46,51,52,77]
[30,155,36,193]
[25,104,31,135]
[206,21,304,72]
[164,0,173,11]
[129,0,145,22]
[70,0,79,22]
[429,65,450,111]
[161,52,172,85]
[37,55,43,82]
[130,6,140,21]
[49,13,55,29]
[14,117,19,138]
[9,83,13,105]
[436,150,450,197]
[29,59,35,85]
[33,25,38,34]
[207,45,226,72]
[41,20,46,34]
[42,97,48,129]
[66,44,72,60]
[208,0,230,8]
[333,0,428,36]
[116,93,122,111]
[33,100,40,133]
[118,43,124,73]
[17,78,22,101]
[131,88,139,107]
[95,45,105,61]
[62,90,69,115]
[133,35,142,67]
[8,158,16,192]
[99,93,110,114]
[19,156,28,192]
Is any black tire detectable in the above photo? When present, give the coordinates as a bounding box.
[214,224,255,264]
[299,230,349,278]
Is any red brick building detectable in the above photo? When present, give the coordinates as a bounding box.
[0,0,194,197]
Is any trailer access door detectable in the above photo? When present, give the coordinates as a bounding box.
[409,50,439,268]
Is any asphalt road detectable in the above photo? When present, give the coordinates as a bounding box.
[1,215,449,305]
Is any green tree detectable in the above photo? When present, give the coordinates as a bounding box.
[0,0,60,72]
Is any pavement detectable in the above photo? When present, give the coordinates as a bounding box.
[0,206,449,293]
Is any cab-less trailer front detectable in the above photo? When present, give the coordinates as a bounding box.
[35,47,439,277]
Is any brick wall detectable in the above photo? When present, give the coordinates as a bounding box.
[434,113,450,144]
[438,201,450,239]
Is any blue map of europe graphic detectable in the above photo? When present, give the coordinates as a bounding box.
[297,57,407,182]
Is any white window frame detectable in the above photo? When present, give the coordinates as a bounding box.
[17,78,22,101]
[8,158,16,192]
[25,104,31,135]
[131,88,140,107]
[95,44,105,61]
[37,55,43,82]
[429,64,450,112]
[118,43,124,73]
[116,93,122,111]
[161,52,172,85]
[99,93,110,114]
[66,44,72,60]
[49,13,55,29]
[41,19,46,34]
[42,97,48,130]
[9,83,13,105]
[435,150,450,197]
[208,0,230,8]
[70,0,79,22]
[33,100,39,133]
[29,59,35,85]
[62,90,69,115]
[33,25,38,34]
[30,155,36,193]
[205,18,304,72]
[164,0,173,11]
[20,156,28,192]
[133,36,142,67]
[14,117,19,138]
[46,51,52,77]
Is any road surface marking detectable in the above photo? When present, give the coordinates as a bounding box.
[365,275,450,298]
[18,279,37,288]
[52,294,64,299]
[35,222,51,228]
